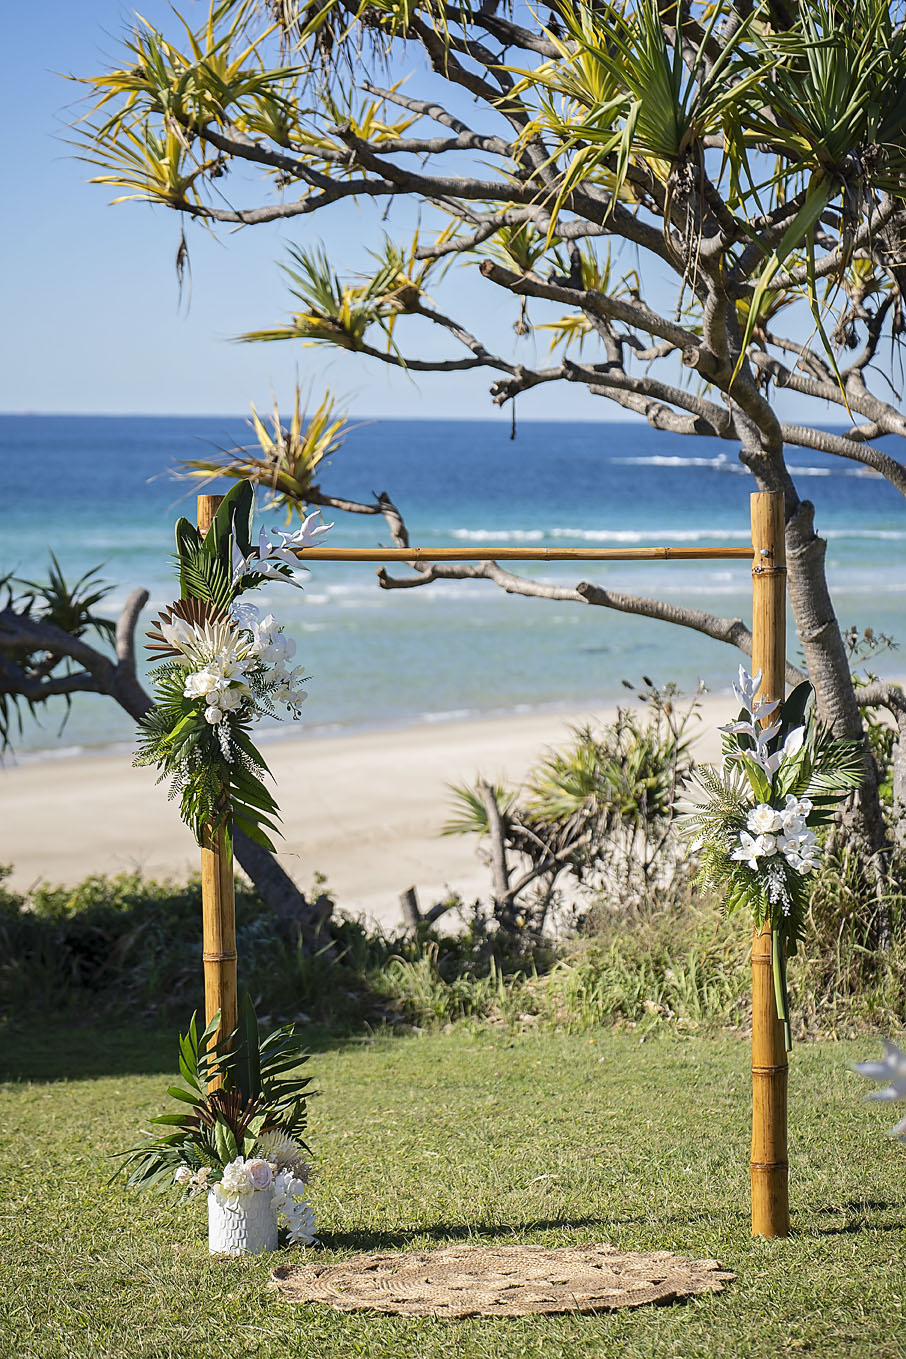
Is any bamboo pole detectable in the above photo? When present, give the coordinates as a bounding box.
[196,493,237,1079]
[749,491,790,1238]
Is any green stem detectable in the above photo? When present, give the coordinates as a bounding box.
[772,926,793,1052]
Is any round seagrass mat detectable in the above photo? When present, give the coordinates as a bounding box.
[270,1243,735,1318]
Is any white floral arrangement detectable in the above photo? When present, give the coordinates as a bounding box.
[136,482,331,848]
[117,1000,318,1250]
[175,1143,317,1246]
[683,667,862,1047]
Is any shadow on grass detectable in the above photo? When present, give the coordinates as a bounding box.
[0,1018,374,1083]
[810,1200,905,1236]
[316,1216,643,1252]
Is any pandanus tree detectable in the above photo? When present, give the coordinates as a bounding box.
[78,0,906,926]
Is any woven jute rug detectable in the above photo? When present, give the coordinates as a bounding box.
[270,1243,735,1317]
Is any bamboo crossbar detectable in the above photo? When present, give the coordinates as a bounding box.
[290,546,755,562]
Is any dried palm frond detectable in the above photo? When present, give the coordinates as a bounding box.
[146,597,228,657]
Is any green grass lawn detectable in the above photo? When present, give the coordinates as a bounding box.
[1,1025,904,1359]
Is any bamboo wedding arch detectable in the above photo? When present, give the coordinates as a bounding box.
[194,489,790,1239]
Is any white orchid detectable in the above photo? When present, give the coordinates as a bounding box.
[854,1041,906,1140]
[250,614,296,666]
[731,830,778,870]
[272,1169,318,1245]
[270,664,308,717]
[732,665,780,722]
[232,513,332,588]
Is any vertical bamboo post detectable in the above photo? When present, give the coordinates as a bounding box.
[749,490,790,1238]
[196,494,237,1079]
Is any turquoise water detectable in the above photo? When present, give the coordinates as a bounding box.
[1,414,903,757]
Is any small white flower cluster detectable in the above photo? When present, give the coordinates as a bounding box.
[732,795,820,875]
[728,793,820,875]
[173,1163,212,1194]
[232,512,333,587]
[160,607,309,727]
[245,608,308,718]
[721,666,805,777]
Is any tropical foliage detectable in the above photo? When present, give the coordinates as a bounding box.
[75,0,906,910]
[683,669,863,1046]
[180,387,353,518]
[0,562,116,747]
[116,992,312,1194]
[134,480,328,846]
[444,683,699,935]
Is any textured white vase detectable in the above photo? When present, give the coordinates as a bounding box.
[208,1189,278,1255]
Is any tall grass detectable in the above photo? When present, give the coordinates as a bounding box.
[1,858,904,1039]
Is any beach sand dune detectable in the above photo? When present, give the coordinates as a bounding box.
[1,701,726,929]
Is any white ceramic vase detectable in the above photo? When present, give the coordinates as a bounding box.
[208,1188,278,1255]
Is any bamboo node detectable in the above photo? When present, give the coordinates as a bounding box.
[203,951,238,962]
[750,1161,789,1171]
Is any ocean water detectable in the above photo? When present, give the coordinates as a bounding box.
[1,414,903,759]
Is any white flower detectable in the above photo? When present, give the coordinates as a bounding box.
[232,514,332,588]
[253,1130,310,1177]
[204,704,224,725]
[275,511,334,553]
[218,1157,254,1199]
[272,1170,318,1245]
[747,803,782,835]
[215,684,245,713]
[250,614,297,667]
[174,1166,193,1186]
[779,795,812,835]
[245,1158,274,1192]
[184,667,221,700]
[731,830,778,870]
[854,1041,906,1139]
[161,617,249,671]
[230,600,261,631]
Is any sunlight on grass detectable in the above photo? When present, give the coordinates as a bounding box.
[2,1027,904,1357]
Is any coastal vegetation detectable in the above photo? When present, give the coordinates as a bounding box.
[73,0,906,929]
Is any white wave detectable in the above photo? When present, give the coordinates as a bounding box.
[550,527,751,542]
[824,528,906,540]
[614,454,878,479]
[420,707,476,724]
[442,524,906,546]
[613,455,747,471]
[452,528,546,542]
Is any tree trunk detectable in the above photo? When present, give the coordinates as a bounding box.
[784,499,890,941]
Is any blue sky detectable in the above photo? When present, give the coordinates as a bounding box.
[0,1,821,422]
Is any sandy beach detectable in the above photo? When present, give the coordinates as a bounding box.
[1,699,729,928]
